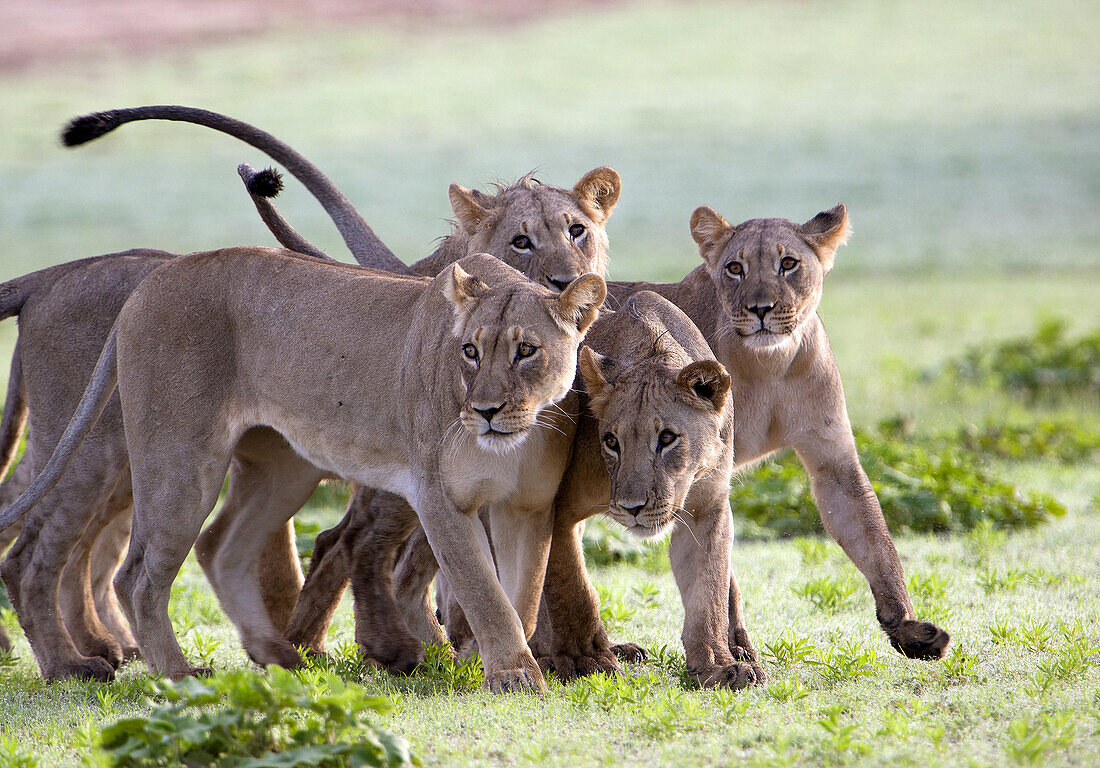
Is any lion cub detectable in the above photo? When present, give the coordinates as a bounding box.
[2,250,605,692]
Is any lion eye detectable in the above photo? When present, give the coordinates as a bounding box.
[658,430,678,447]
[516,342,537,359]
[603,433,619,452]
[780,256,799,272]
[725,262,743,277]
[568,223,586,239]
[511,235,533,251]
[462,344,479,361]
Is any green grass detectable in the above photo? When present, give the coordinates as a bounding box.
[1,0,1099,765]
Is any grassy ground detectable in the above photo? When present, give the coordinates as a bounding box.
[0,0,1098,766]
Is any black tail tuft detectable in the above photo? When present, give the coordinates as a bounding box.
[61,111,124,147]
[248,167,284,198]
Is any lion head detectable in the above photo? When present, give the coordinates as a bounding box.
[689,204,851,353]
[442,255,607,454]
[578,294,733,537]
[448,167,620,292]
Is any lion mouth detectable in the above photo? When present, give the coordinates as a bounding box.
[475,428,529,454]
[609,506,677,539]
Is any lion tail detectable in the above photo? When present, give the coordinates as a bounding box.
[61,105,416,276]
[0,327,119,531]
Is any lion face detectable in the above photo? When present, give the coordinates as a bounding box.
[448,167,620,292]
[690,204,851,353]
[444,260,606,454]
[580,347,731,538]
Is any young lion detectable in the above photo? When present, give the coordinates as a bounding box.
[347,204,950,675]
[1,249,605,692]
[0,106,619,681]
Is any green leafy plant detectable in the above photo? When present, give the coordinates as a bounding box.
[949,318,1100,401]
[766,678,809,702]
[596,586,637,631]
[977,567,1026,594]
[791,576,857,612]
[1005,711,1076,764]
[96,667,415,768]
[1018,620,1055,653]
[809,643,885,686]
[762,631,819,666]
[731,428,1064,538]
[0,734,39,768]
[939,645,981,685]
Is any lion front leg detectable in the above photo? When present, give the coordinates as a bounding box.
[416,489,545,694]
[670,490,762,690]
[794,441,950,660]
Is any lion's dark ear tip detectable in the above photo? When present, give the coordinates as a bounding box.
[60,111,119,147]
[247,167,284,198]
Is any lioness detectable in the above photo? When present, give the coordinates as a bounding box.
[2,249,605,692]
[291,202,950,672]
[0,106,619,681]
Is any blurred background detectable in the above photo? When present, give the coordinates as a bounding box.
[0,0,1097,432]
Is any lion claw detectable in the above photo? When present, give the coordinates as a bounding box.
[611,643,648,663]
[486,667,545,694]
[46,656,116,683]
[691,661,760,690]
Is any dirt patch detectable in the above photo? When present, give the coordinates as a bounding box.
[0,0,622,72]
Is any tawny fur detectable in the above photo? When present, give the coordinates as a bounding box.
[4,248,605,692]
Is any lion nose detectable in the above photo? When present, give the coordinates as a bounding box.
[473,404,504,424]
[618,501,647,517]
[747,303,775,320]
[547,274,580,292]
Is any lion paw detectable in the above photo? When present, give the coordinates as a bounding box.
[888,619,951,660]
[485,666,546,694]
[690,661,761,690]
[45,656,116,683]
[540,648,620,681]
[729,643,768,684]
[611,643,648,663]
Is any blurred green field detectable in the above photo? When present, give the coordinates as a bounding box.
[1,1,1098,766]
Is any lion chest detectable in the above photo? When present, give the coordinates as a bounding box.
[439,425,572,513]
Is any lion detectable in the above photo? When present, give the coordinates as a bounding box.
[310,203,950,676]
[363,290,764,688]
[1,248,605,692]
[0,106,619,681]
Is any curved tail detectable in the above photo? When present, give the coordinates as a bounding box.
[0,329,120,531]
[236,163,330,261]
[61,105,416,276]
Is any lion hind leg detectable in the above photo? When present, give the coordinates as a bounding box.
[89,506,139,660]
[117,449,232,680]
[199,454,322,670]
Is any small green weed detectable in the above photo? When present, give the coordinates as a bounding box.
[0,734,38,768]
[988,619,1018,644]
[794,538,829,566]
[939,645,981,685]
[597,586,638,631]
[637,690,703,739]
[809,643,885,686]
[817,705,869,754]
[1005,711,1076,764]
[977,567,1026,594]
[766,678,809,702]
[1018,620,1055,653]
[791,576,857,612]
[762,631,818,666]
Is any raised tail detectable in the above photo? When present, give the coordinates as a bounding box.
[237,163,331,261]
[0,329,120,531]
[61,105,416,276]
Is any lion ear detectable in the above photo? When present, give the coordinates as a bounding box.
[573,167,621,223]
[442,262,490,326]
[449,183,492,236]
[677,360,732,412]
[799,203,850,273]
[689,206,734,267]
[554,273,607,334]
[578,346,618,407]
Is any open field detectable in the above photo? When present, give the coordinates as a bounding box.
[0,0,1098,766]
